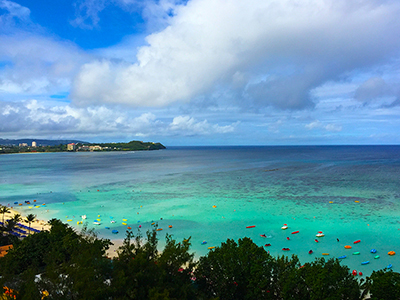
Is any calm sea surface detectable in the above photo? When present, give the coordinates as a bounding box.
[1,146,400,276]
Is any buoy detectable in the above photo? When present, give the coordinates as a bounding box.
[34,200,36,202]
[139,225,142,228]
[287,237,290,240]
[168,225,173,228]
[246,225,256,228]
[359,272,363,276]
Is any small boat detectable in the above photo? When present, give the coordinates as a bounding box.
[246,225,256,228]
[127,226,132,229]
[123,219,128,221]
[344,245,352,249]
[281,224,288,230]
[156,228,163,231]
[208,246,215,250]
[353,252,360,255]
[370,249,377,253]
[287,237,290,240]
[291,230,299,234]
[353,240,361,244]
[105,227,110,229]
[112,230,118,234]
[110,220,116,223]
[81,215,87,219]
[374,255,380,259]
[314,239,319,243]
[388,251,396,256]
[93,221,101,225]
[352,270,357,276]
[260,234,267,238]
[308,250,313,254]
[338,255,347,259]
[361,261,370,265]
[122,222,127,225]
[282,248,290,251]
[201,241,207,245]
[322,253,329,256]
[316,231,324,237]
[387,264,393,269]
[168,225,173,228]
[265,243,271,247]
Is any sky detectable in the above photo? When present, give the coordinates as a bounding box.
[1,0,400,146]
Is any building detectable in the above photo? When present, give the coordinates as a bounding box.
[32,141,37,147]
[19,143,28,147]
[67,143,76,151]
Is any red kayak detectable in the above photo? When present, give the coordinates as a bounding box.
[353,240,361,244]
[282,248,290,251]
[291,230,299,234]
[265,243,271,247]
[314,239,319,243]
[246,225,256,228]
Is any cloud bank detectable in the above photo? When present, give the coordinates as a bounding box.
[72,0,400,111]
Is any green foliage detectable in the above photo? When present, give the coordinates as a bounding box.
[367,269,400,300]
[195,237,276,300]
[111,227,196,300]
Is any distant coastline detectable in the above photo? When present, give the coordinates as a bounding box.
[0,139,166,154]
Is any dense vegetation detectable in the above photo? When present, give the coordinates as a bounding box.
[86,140,166,151]
[0,220,399,299]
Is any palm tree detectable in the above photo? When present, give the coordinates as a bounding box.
[0,205,11,226]
[25,214,36,234]
[5,213,22,233]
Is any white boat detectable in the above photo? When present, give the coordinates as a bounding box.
[281,224,288,230]
[93,221,101,225]
[81,215,87,219]
[316,231,325,237]
[110,220,116,223]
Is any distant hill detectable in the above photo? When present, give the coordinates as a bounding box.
[0,138,88,146]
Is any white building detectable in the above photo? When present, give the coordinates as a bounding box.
[32,141,37,147]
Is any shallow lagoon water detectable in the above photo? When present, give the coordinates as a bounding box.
[1,146,400,276]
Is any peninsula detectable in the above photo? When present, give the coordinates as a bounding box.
[0,139,166,154]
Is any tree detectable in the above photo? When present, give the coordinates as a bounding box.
[25,214,36,234]
[112,226,196,299]
[195,237,276,300]
[0,205,10,225]
[366,269,400,300]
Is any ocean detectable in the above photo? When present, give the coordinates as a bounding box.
[1,145,399,276]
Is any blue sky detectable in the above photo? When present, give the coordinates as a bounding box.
[1,0,400,146]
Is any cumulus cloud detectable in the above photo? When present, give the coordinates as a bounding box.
[71,0,400,110]
[0,100,236,138]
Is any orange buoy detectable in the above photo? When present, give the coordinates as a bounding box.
[168,225,173,228]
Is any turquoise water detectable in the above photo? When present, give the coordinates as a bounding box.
[1,146,399,276]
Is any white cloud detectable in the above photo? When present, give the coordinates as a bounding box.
[305,120,342,132]
[0,100,236,138]
[71,0,400,110]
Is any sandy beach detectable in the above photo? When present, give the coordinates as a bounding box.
[2,205,124,258]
